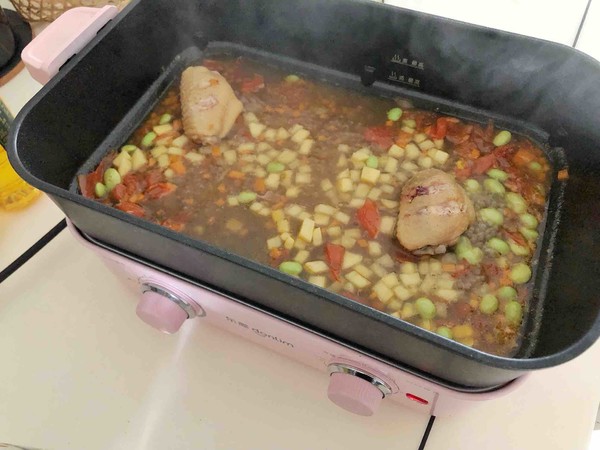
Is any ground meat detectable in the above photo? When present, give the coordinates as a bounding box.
[455,265,485,290]
[464,220,498,247]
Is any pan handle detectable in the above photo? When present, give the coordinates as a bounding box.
[21,5,119,85]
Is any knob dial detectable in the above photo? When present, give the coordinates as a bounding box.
[136,283,199,334]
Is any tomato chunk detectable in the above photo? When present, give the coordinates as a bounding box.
[325,243,345,281]
[146,182,177,200]
[116,201,145,218]
[471,154,496,175]
[364,126,395,148]
[429,117,448,139]
[356,199,381,239]
[241,74,265,94]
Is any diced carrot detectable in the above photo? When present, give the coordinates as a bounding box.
[442,263,456,273]
[557,168,569,180]
[172,120,182,131]
[254,177,266,194]
[227,170,246,180]
[471,153,496,174]
[215,198,225,206]
[395,130,413,147]
[356,239,368,248]
[170,159,186,175]
[217,183,226,193]
[269,248,283,260]
[385,120,393,127]
[513,148,535,166]
[212,146,221,157]
[129,193,145,203]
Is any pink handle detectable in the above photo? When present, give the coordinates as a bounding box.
[136,290,189,334]
[21,5,119,85]
[327,372,384,416]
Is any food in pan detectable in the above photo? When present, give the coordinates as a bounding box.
[79,56,551,356]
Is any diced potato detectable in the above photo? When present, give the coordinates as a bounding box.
[312,227,323,246]
[265,173,281,190]
[437,289,459,302]
[267,236,283,249]
[430,260,442,274]
[418,260,429,275]
[400,272,421,287]
[371,262,387,278]
[387,299,403,311]
[171,135,189,148]
[249,201,264,213]
[368,241,383,257]
[351,148,371,163]
[244,112,259,123]
[367,188,381,200]
[337,154,348,168]
[167,147,184,156]
[298,211,311,221]
[276,127,290,140]
[291,128,310,143]
[298,218,315,242]
[280,170,294,188]
[400,262,417,274]
[150,146,168,159]
[343,282,356,294]
[401,302,418,319]
[264,128,277,142]
[223,150,237,165]
[383,157,398,173]
[418,155,433,169]
[294,238,307,250]
[349,170,360,183]
[400,126,415,134]
[373,283,394,303]
[280,232,291,241]
[393,285,412,301]
[118,158,132,176]
[183,152,206,164]
[314,213,330,226]
[354,264,373,279]
[433,150,449,165]
[337,178,353,193]
[256,154,271,165]
[295,172,311,184]
[401,161,419,172]
[157,153,170,169]
[258,208,271,217]
[164,168,174,179]
[309,276,327,288]
[338,144,350,153]
[337,169,350,179]
[346,271,371,289]
[413,133,427,143]
[377,254,395,268]
[284,237,295,250]
[285,204,303,217]
[388,144,405,158]
[353,183,370,198]
[131,149,148,170]
[272,209,285,223]
[379,173,392,184]
[240,154,256,163]
[420,275,436,293]
[453,324,474,339]
[381,273,399,288]
[405,143,421,160]
[299,139,314,155]
[379,216,395,235]
[334,211,351,225]
[321,179,334,192]
[327,226,342,237]
[437,276,455,290]
[288,124,303,135]
[340,236,356,249]
[434,139,444,149]
[294,250,310,264]
[349,198,364,208]
[342,251,363,270]
[304,260,329,274]
[227,196,239,206]
[360,167,381,185]
[380,198,398,209]
[249,122,266,138]
[315,204,337,215]
[153,124,173,135]
[277,149,298,164]
[277,219,290,233]
[419,139,435,151]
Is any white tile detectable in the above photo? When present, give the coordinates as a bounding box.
[576,0,600,62]
[384,0,588,45]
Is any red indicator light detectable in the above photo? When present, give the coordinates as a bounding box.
[406,393,429,405]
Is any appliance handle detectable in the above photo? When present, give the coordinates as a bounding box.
[21,5,119,85]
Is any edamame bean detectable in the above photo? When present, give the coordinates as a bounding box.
[486,168,508,181]
[159,113,173,125]
[103,168,121,191]
[520,213,538,229]
[121,144,138,153]
[493,130,512,147]
[520,227,539,242]
[505,301,523,325]
[238,191,257,204]
[508,240,529,256]
[415,297,436,319]
[506,192,527,213]
[510,263,532,284]
[141,131,157,148]
[94,182,107,198]
[387,107,403,121]
[366,155,379,168]
[497,286,517,301]
[285,74,300,82]
[483,178,506,195]
[479,294,499,314]
[279,261,302,276]
[479,208,504,226]
[464,179,481,193]
[462,247,483,265]
[436,326,453,339]
[487,237,510,255]
[267,162,285,173]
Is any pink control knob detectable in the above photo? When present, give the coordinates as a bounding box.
[136,288,189,334]
[327,372,384,416]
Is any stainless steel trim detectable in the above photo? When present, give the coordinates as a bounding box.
[140,283,205,319]
[328,363,393,397]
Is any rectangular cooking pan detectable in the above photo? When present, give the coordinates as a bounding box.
[8,0,600,390]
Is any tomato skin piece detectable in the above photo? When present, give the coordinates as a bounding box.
[115,201,145,218]
[110,183,127,202]
[356,199,381,239]
[241,74,265,93]
[471,153,496,175]
[364,126,395,148]
[146,182,177,200]
[429,117,448,139]
[325,243,345,281]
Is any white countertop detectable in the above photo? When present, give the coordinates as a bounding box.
[1,1,599,449]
